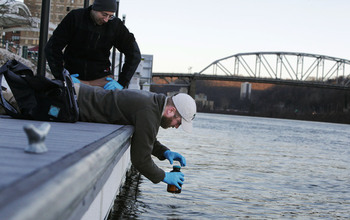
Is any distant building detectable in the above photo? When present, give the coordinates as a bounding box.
[21,0,85,46]
[137,54,153,91]
[240,82,251,100]
[195,93,214,111]
[118,54,153,91]
[167,90,214,111]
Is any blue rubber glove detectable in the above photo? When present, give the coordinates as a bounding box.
[163,171,185,189]
[70,74,80,83]
[104,77,123,90]
[164,150,186,167]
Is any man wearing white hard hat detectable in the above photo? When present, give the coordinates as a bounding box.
[75,83,196,191]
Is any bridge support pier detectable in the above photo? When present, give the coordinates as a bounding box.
[344,92,349,112]
[188,79,196,98]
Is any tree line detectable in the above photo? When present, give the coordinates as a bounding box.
[152,79,350,124]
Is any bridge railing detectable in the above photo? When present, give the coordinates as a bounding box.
[198,52,350,87]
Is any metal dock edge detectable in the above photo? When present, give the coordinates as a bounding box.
[0,117,134,220]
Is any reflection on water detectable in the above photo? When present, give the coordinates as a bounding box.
[107,166,142,219]
[109,113,350,219]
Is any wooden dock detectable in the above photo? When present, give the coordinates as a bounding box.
[0,116,134,220]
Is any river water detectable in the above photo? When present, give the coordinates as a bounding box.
[108,113,350,219]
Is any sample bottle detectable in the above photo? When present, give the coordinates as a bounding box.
[167,165,182,194]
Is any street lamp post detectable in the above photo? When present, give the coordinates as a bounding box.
[118,14,125,75]
[84,0,89,8]
[111,0,120,76]
[36,0,50,76]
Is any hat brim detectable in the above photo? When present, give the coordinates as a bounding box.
[181,118,192,133]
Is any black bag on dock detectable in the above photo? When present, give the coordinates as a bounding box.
[0,59,79,122]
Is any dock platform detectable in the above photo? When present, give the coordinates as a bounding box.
[0,116,134,220]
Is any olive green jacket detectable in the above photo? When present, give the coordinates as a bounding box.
[77,83,169,183]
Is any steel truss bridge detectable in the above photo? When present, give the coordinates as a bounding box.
[152,52,350,95]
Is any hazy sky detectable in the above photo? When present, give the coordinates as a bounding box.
[117,0,350,73]
[16,0,350,73]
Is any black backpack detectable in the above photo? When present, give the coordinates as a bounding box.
[0,59,79,122]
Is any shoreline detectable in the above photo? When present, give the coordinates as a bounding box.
[199,109,350,125]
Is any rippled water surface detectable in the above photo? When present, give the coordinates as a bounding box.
[109,113,350,219]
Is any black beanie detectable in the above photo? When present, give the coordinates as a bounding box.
[92,0,117,12]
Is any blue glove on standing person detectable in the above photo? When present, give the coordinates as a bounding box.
[104,77,124,90]
[70,74,80,83]
[162,171,185,190]
[164,150,186,167]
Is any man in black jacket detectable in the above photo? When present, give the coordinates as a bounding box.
[45,0,141,89]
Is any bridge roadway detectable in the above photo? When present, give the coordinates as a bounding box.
[152,72,350,92]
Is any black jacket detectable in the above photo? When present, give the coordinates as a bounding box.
[45,6,141,87]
